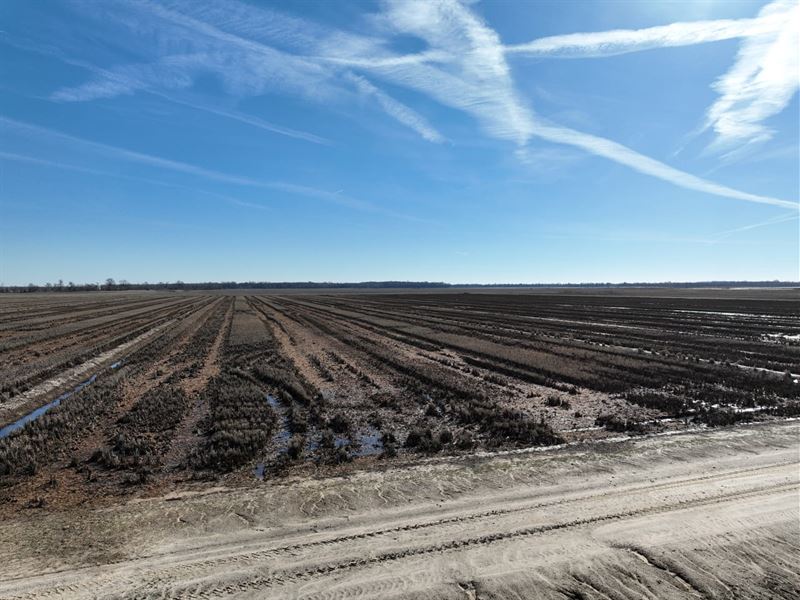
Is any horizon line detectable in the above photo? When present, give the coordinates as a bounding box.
[3,279,798,291]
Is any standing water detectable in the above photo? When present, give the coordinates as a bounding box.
[0,374,97,439]
[254,394,292,479]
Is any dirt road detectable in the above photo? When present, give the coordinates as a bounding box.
[1,422,797,599]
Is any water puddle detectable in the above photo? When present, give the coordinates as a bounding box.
[266,394,291,447]
[0,356,133,440]
[0,375,97,439]
[355,427,383,456]
[306,434,349,453]
[305,427,383,457]
[254,394,292,480]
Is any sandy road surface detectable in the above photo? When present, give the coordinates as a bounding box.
[1,422,798,599]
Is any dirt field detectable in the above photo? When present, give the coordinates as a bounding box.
[0,420,797,599]
[1,289,798,509]
[0,289,798,597]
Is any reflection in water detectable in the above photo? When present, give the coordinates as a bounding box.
[254,395,292,480]
[0,375,98,439]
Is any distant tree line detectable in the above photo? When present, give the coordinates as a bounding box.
[0,279,797,293]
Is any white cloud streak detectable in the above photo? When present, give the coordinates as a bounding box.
[704,0,800,151]
[0,150,272,211]
[0,117,383,213]
[0,151,122,178]
[504,0,799,153]
[361,0,535,145]
[706,211,799,243]
[48,0,443,144]
[45,0,343,110]
[346,73,444,143]
[531,121,798,209]
[5,37,333,146]
[505,12,785,58]
[150,93,333,145]
[10,0,797,209]
[319,50,450,68]
[122,0,338,100]
[350,0,796,209]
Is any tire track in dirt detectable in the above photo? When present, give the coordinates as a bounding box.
[30,481,800,600]
[163,299,235,471]
[122,461,800,592]
[253,298,397,391]
[166,482,798,599]
[248,299,330,392]
[253,297,396,397]
[115,301,219,410]
[285,297,536,399]
[179,298,235,396]
[4,459,795,600]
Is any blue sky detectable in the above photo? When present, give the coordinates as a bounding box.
[1,0,798,285]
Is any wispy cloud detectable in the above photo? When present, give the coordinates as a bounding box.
[2,34,333,146]
[150,93,333,145]
[47,0,443,144]
[52,59,334,145]
[0,151,122,178]
[704,0,799,152]
[346,0,796,210]
[362,0,535,145]
[116,0,338,100]
[8,0,797,211]
[512,145,584,178]
[504,0,799,155]
[505,12,784,58]
[50,55,195,102]
[0,117,389,214]
[2,116,268,186]
[346,73,444,143]
[45,0,342,108]
[705,211,799,244]
[0,150,274,212]
[531,119,798,210]
[319,50,450,69]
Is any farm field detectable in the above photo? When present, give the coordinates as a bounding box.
[0,288,799,598]
[0,288,799,510]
